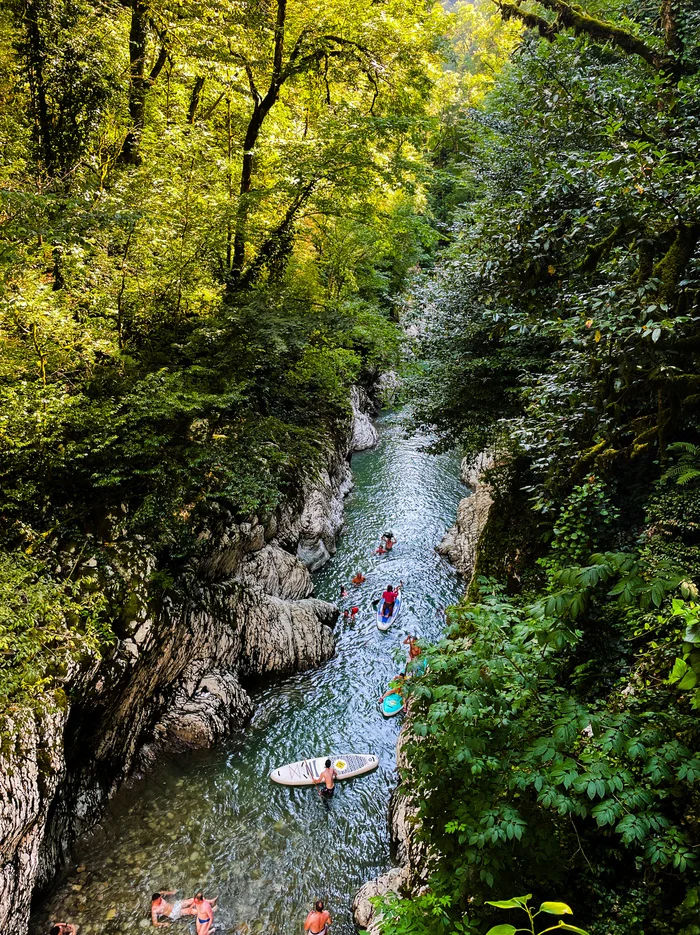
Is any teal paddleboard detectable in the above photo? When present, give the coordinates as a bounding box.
[381,693,403,717]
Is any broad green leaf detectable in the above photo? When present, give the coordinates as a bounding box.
[484,926,516,935]
[540,902,573,915]
[485,900,521,909]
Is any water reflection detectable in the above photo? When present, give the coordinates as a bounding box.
[33,412,465,935]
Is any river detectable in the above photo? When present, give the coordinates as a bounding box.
[32,411,465,935]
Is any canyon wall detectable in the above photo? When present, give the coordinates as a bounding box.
[0,391,375,935]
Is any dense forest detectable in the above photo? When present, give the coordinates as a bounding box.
[2,0,700,932]
[386,1,700,934]
[0,0,454,700]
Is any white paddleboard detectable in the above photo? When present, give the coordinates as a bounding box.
[377,590,402,631]
[270,753,378,786]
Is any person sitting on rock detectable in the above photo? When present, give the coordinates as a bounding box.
[50,923,78,935]
[351,572,366,585]
[305,900,332,935]
[151,891,195,926]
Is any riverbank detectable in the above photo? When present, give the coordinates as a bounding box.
[28,411,464,935]
[2,389,379,935]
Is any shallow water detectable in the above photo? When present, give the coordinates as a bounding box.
[32,411,465,935]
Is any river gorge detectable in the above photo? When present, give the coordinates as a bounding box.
[29,411,465,935]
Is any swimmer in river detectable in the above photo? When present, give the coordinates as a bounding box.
[305,900,332,935]
[193,892,216,935]
[350,606,359,619]
[312,758,337,798]
[382,531,396,551]
[50,923,78,935]
[340,585,349,599]
[151,892,195,926]
[351,572,366,585]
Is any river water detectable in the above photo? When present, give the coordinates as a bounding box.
[32,411,465,935]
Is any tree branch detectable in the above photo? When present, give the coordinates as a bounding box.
[149,42,168,83]
[271,0,287,87]
[495,0,686,77]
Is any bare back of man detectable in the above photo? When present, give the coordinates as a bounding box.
[305,901,332,935]
[313,759,337,797]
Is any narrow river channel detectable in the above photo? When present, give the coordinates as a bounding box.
[33,412,465,935]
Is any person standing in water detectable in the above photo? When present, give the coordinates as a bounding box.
[313,759,337,797]
[351,572,366,585]
[193,893,215,935]
[305,900,332,935]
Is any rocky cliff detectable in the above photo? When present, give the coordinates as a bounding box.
[1,390,376,935]
[436,453,493,586]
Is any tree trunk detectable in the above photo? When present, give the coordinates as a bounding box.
[187,76,205,124]
[120,0,148,165]
[119,0,167,165]
[230,0,287,281]
[25,0,55,173]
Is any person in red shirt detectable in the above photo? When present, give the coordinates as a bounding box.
[382,584,398,616]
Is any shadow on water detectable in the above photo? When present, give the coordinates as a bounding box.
[32,411,466,935]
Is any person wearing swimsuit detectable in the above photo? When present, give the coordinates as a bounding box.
[151,892,196,926]
[193,893,215,935]
[313,759,337,798]
[305,900,331,935]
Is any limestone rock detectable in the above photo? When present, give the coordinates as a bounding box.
[353,867,407,932]
[154,669,254,751]
[2,380,368,935]
[236,544,312,600]
[351,386,378,451]
[437,452,493,580]
[0,704,66,935]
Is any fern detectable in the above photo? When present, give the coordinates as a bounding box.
[662,443,700,487]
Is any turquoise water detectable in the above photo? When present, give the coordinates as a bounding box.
[33,412,465,935]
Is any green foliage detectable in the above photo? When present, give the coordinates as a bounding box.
[397,551,700,931]
[663,443,700,487]
[0,551,111,702]
[547,477,619,566]
[0,0,451,713]
[484,895,588,935]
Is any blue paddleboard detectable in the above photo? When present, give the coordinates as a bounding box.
[381,693,404,717]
